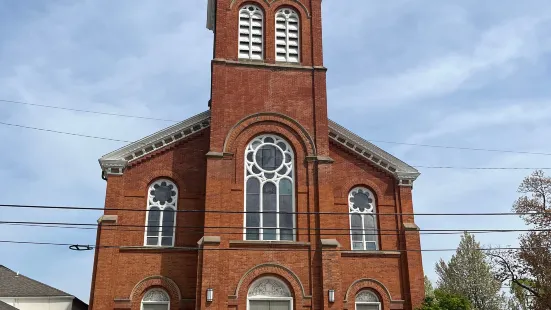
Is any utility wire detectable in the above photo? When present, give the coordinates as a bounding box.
[2,222,548,236]
[1,203,549,216]
[0,121,131,143]
[1,106,551,157]
[1,220,548,234]
[0,239,546,253]
[0,99,179,123]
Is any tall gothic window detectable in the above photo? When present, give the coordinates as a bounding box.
[349,187,378,250]
[245,135,294,241]
[248,277,293,310]
[145,179,178,247]
[141,289,170,310]
[239,4,264,60]
[275,8,299,62]
[355,290,381,310]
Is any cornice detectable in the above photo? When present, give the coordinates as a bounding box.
[98,111,419,186]
[99,111,211,177]
[328,120,420,186]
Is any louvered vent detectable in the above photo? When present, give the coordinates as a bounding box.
[275,8,299,63]
[239,5,263,60]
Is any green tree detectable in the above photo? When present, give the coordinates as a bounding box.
[416,289,472,310]
[436,232,505,310]
[425,276,435,299]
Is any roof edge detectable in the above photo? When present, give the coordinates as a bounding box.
[328,120,420,186]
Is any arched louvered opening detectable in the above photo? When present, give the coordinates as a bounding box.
[239,4,264,60]
[275,8,299,63]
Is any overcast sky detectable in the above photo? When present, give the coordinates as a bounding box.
[1,0,551,302]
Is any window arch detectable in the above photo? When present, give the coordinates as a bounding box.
[141,289,170,310]
[248,277,293,310]
[244,135,295,241]
[275,8,300,63]
[349,187,378,250]
[145,179,178,247]
[355,290,381,310]
[239,4,264,60]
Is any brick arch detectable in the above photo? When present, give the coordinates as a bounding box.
[130,275,182,302]
[338,179,385,204]
[133,171,184,194]
[229,0,311,18]
[232,263,310,298]
[223,112,316,156]
[344,278,392,309]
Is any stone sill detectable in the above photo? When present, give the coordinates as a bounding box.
[119,246,197,253]
[213,58,327,71]
[229,240,310,249]
[340,250,401,258]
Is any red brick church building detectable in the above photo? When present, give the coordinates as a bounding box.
[89,1,425,309]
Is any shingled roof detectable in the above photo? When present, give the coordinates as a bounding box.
[0,301,18,310]
[0,265,70,298]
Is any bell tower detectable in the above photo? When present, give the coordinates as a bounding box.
[205,0,329,157]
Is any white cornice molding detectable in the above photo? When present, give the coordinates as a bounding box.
[99,111,211,176]
[98,111,419,185]
[328,120,420,186]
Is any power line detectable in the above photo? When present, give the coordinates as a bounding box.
[0,239,546,253]
[1,220,548,234]
[0,121,131,143]
[413,166,551,170]
[3,222,546,236]
[368,139,551,156]
[2,109,551,158]
[0,99,179,123]
[1,203,549,216]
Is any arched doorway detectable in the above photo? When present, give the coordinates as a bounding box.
[247,277,293,310]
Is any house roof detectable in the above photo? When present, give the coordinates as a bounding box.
[99,110,419,185]
[0,301,18,310]
[0,265,70,298]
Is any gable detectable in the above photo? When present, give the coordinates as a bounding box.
[99,111,419,185]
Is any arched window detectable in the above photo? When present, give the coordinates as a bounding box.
[355,290,381,310]
[244,135,294,241]
[275,8,299,63]
[141,289,170,310]
[239,4,264,60]
[248,277,293,310]
[349,187,378,250]
[145,179,178,247]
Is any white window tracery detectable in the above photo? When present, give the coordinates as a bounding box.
[244,135,295,241]
[239,4,264,60]
[275,8,300,63]
[145,179,178,247]
[248,277,293,310]
[141,289,170,310]
[349,187,378,251]
[355,290,381,310]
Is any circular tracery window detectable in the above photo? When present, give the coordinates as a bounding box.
[246,135,293,181]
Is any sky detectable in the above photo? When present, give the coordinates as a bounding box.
[1,0,551,303]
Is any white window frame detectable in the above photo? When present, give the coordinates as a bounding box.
[349,187,379,251]
[355,290,381,310]
[275,7,300,63]
[247,277,293,310]
[144,179,178,247]
[238,4,264,60]
[243,135,296,241]
[141,289,170,310]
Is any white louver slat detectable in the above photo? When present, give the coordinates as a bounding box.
[275,8,300,63]
[239,5,264,60]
